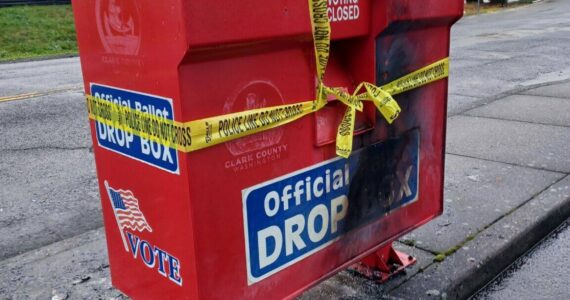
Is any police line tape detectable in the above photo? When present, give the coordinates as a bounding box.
[85,0,449,158]
[308,0,448,157]
[85,59,448,155]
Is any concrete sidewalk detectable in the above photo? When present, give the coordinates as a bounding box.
[303,80,570,299]
[1,80,569,300]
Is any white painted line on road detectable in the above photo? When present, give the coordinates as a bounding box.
[0,85,83,104]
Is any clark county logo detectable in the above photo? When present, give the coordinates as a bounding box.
[105,181,183,286]
[95,0,141,55]
[224,81,285,156]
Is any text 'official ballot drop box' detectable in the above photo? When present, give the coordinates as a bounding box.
[72,0,463,298]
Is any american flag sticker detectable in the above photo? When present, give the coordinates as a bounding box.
[105,181,153,252]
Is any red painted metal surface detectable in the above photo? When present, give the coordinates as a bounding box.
[72,0,463,299]
[350,243,417,283]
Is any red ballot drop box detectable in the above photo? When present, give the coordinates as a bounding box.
[72,0,463,298]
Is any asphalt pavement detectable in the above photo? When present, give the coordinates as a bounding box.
[474,218,570,300]
[1,0,569,299]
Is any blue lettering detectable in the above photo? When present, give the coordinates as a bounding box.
[140,240,155,268]
[154,247,168,276]
[124,232,183,286]
[167,254,183,286]
[126,232,140,258]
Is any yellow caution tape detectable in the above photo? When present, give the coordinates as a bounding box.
[87,95,327,153]
[307,0,450,157]
[86,0,449,158]
[309,0,330,84]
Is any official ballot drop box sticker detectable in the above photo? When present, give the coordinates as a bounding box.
[243,130,419,283]
[90,84,179,174]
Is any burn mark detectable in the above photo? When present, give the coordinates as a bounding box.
[344,130,418,232]
[376,22,415,86]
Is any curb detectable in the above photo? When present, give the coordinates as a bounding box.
[389,175,570,299]
[451,178,570,299]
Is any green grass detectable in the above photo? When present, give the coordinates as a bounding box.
[432,235,476,263]
[0,5,77,62]
[465,1,533,16]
